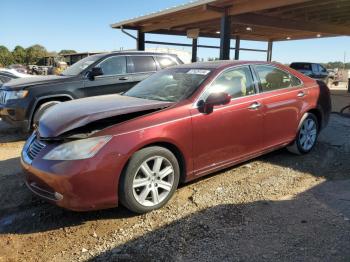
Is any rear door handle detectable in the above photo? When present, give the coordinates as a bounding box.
[297,91,306,97]
[248,102,262,110]
[119,77,129,81]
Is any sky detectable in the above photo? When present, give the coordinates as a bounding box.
[2,0,350,64]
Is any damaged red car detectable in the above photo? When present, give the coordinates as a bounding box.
[21,61,331,213]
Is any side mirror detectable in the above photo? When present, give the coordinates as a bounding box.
[88,67,103,80]
[198,92,231,114]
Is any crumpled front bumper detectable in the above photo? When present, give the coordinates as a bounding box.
[20,134,127,211]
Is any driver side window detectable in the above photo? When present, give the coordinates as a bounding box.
[208,67,255,98]
[99,56,127,76]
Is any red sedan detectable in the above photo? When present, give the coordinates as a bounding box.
[21,61,331,213]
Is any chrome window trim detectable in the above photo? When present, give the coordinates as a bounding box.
[85,54,177,78]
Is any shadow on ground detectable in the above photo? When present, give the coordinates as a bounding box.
[88,114,349,261]
[0,120,27,143]
[89,183,350,261]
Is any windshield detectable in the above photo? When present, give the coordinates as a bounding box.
[125,68,212,102]
[61,55,101,76]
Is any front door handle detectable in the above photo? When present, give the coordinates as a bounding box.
[297,91,306,97]
[248,102,262,110]
[119,77,129,81]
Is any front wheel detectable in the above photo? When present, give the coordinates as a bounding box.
[119,146,180,214]
[287,113,319,155]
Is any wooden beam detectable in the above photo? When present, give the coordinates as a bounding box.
[230,13,350,35]
[263,0,335,16]
[229,0,310,16]
[281,2,350,20]
[141,0,310,32]
[203,4,226,13]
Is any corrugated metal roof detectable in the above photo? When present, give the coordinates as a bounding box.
[110,0,216,28]
[109,0,350,41]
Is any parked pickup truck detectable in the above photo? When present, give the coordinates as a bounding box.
[0,51,183,131]
[290,62,330,85]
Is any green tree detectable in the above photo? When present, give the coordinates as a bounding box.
[0,46,14,67]
[12,45,26,64]
[58,50,77,55]
[26,44,48,65]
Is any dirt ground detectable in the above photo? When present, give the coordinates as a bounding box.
[0,112,350,261]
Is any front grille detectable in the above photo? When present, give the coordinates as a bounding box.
[27,138,46,160]
[0,90,6,104]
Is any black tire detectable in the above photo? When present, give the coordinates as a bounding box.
[32,101,61,129]
[119,146,180,214]
[287,113,319,155]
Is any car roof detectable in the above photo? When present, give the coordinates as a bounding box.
[86,51,180,61]
[95,51,179,57]
[290,62,317,65]
[170,60,276,70]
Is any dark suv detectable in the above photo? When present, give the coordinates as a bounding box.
[0,52,182,131]
[290,62,330,84]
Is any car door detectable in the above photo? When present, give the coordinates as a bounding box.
[190,66,264,176]
[83,55,135,97]
[253,64,305,149]
[126,56,158,86]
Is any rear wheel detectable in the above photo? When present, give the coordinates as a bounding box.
[287,113,319,155]
[119,146,180,214]
[32,101,61,129]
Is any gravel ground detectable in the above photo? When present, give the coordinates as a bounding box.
[0,114,349,262]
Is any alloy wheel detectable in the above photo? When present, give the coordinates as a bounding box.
[299,118,317,151]
[132,156,175,207]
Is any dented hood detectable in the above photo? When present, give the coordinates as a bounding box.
[38,94,172,138]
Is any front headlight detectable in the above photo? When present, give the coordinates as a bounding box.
[5,90,29,102]
[43,136,112,161]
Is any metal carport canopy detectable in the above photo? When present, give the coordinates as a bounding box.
[111,0,350,61]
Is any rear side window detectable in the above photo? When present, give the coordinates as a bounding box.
[255,65,301,92]
[128,56,157,73]
[99,56,126,75]
[156,56,177,69]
